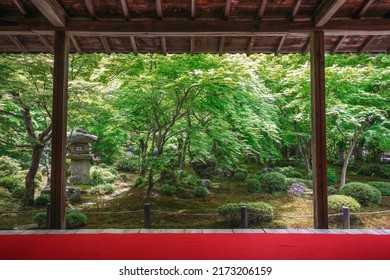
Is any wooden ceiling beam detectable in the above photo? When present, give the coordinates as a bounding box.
[120,0,130,20]
[331,35,346,54]
[356,0,375,18]
[13,0,27,16]
[161,36,167,55]
[190,36,195,55]
[39,35,54,53]
[8,35,27,53]
[314,0,347,27]
[291,0,303,21]
[156,0,163,20]
[218,37,225,56]
[358,35,376,54]
[84,0,96,19]
[130,36,138,55]
[224,0,232,20]
[31,0,67,28]
[246,36,256,56]
[275,35,286,55]
[69,34,83,54]
[302,36,310,55]
[100,36,111,54]
[191,0,196,20]
[256,0,268,20]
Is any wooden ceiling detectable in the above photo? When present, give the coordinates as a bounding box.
[0,0,389,55]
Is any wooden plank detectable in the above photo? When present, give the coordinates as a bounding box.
[8,35,27,53]
[302,36,310,54]
[160,36,167,55]
[331,35,346,54]
[356,0,375,18]
[246,36,255,56]
[124,229,141,233]
[74,229,105,234]
[311,31,328,229]
[191,0,196,20]
[69,35,83,54]
[358,35,375,54]
[84,0,96,19]
[190,36,195,55]
[39,35,54,53]
[203,229,234,233]
[31,0,67,28]
[275,35,286,55]
[263,229,290,233]
[218,36,225,56]
[156,0,163,20]
[48,229,78,234]
[314,0,347,27]
[256,0,268,20]
[120,0,130,20]
[233,229,266,233]
[130,36,138,55]
[224,0,232,20]
[100,36,111,54]
[13,0,27,16]
[50,30,69,230]
[291,0,303,21]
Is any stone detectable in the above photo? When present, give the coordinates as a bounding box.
[191,159,216,177]
[67,187,81,203]
[288,183,307,195]
[201,179,212,188]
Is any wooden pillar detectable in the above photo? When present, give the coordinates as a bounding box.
[50,31,69,229]
[310,31,328,229]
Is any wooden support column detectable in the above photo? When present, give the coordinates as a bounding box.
[310,31,328,229]
[50,30,69,229]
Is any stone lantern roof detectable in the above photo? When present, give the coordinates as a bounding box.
[67,128,97,144]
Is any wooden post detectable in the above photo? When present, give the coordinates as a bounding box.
[342,207,350,229]
[46,203,51,230]
[50,31,69,229]
[144,203,151,229]
[241,206,248,229]
[310,31,328,229]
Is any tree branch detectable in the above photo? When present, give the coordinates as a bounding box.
[0,109,24,119]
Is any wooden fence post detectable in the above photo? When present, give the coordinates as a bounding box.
[241,206,248,229]
[144,203,151,229]
[342,206,350,229]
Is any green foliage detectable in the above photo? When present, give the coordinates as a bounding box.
[309,168,338,186]
[35,171,43,182]
[0,187,11,199]
[135,176,145,187]
[275,166,302,179]
[0,176,23,192]
[260,172,287,194]
[89,184,115,195]
[367,182,390,196]
[340,182,381,206]
[33,212,47,229]
[327,186,339,196]
[183,175,201,187]
[245,178,261,193]
[11,185,25,199]
[34,194,50,207]
[161,184,177,196]
[66,212,87,229]
[357,164,390,179]
[217,202,273,226]
[328,195,361,214]
[0,156,21,177]
[67,188,82,203]
[89,166,117,186]
[234,171,247,181]
[114,156,139,172]
[193,186,209,198]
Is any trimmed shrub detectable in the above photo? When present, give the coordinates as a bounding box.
[0,156,21,177]
[135,176,145,187]
[33,212,47,229]
[114,156,140,172]
[284,178,313,189]
[258,167,275,175]
[89,184,115,195]
[357,164,390,179]
[340,182,381,206]
[328,195,361,214]
[193,186,209,197]
[260,172,287,194]
[12,185,25,199]
[0,176,23,192]
[275,166,303,179]
[89,166,117,186]
[66,212,87,229]
[246,178,261,193]
[327,186,339,195]
[35,171,43,182]
[34,194,50,206]
[217,202,273,226]
[183,175,201,187]
[367,182,390,196]
[161,184,177,196]
[234,171,247,181]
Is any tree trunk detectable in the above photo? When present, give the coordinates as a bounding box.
[340,140,357,188]
[337,141,345,166]
[22,144,44,205]
[44,146,51,188]
[145,169,154,199]
[353,138,365,168]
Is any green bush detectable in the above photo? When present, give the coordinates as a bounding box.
[34,194,50,206]
[234,171,247,180]
[327,186,339,195]
[114,156,139,172]
[33,212,47,229]
[89,166,117,186]
[66,212,87,229]
[135,176,145,187]
[275,166,302,179]
[309,168,337,186]
[12,185,25,199]
[246,178,261,193]
[0,176,23,192]
[284,178,313,189]
[161,184,177,196]
[357,164,390,179]
[367,182,390,196]
[0,156,21,177]
[328,195,361,214]
[260,172,287,194]
[35,171,43,182]
[89,184,115,195]
[340,182,381,206]
[0,187,11,199]
[217,202,273,226]
[67,188,81,203]
[183,175,201,187]
[193,186,209,197]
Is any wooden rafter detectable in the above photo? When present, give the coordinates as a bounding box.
[100,36,111,54]
[156,0,163,20]
[314,0,347,27]
[31,0,67,28]
[190,36,195,55]
[291,0,303,21]
[191,0,196,20]
[84,0,96,19]
[224,0,232,20]
[161,36,167,55]
[39,35,54,53]
[302,36,310,55]
[130,36,138,55]
[356,0,375,18]
[120,0,130,20]
[358,35,376,54]
[331,35,346,54]
[218,36,225,56]
[8,35,27,53]
[275,35,286,55]
[13,0,27,16]
[246,36,255,56]
[69,34,83,53]
[256,0,268,20]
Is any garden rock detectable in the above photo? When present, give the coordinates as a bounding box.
[288,183,307,195]
[201,179,212,188]
[191,159,215,177]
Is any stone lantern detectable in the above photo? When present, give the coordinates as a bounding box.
[67,129,97,185]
